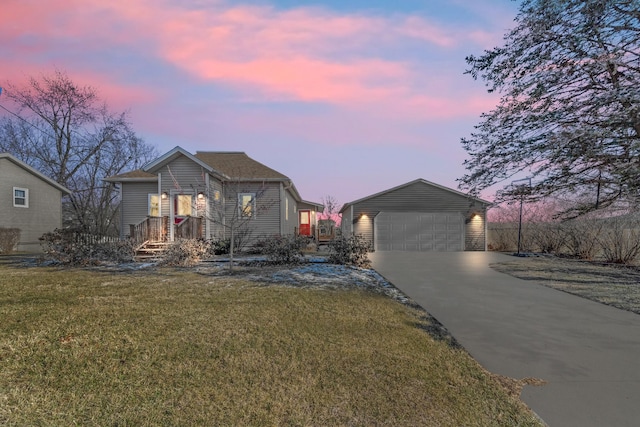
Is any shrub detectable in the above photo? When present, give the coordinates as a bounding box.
[93,240,135,263]
[528,222,566,254]
[209,239,230,255]
[560,219,602,260]
[328,234,371,268]
[0,228,20,254]
[39,228,135,265]
[597,216,640,264]
[261,235,308,264]
[161,239,211,267]
[40,228,91,265]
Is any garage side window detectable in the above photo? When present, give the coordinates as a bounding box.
[13,187,29,208]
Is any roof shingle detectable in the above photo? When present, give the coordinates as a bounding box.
[194,152,289,180]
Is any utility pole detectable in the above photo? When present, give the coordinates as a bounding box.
[511,177,531,256]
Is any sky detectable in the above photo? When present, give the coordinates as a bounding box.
[2,0,520,206]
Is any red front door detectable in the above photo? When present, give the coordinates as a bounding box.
[299,210,311,236]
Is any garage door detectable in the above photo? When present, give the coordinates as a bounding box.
[375,212,464,251]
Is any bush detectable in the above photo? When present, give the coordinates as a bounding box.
[0,228,20,254]
[560,219,602,260]
[261,235,308,264]
[528,222,566,254]
[161,239,211,267]
[328,234,371,268]
[209,239,230,255]
[39,228,135,265]
[597,216,640,264]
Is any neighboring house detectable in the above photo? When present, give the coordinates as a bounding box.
[340,179,491,252]
[105,146,322,247]
[0,153,71,253]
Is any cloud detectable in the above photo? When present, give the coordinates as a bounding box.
[68,0,491,115]
[2,0,507,150]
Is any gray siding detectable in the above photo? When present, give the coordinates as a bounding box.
[158,155,208,200]
[281,186,298,236]
[222,181,281,246]
[157,155,222,241]
[465,210,487,251]
[0,158,64,252]
[120,181,158,238]
[344,181,487,251]
[206,179,224,240]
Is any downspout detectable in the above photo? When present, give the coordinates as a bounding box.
[350,205,354,236]
[484,209,488,251]
[119,182,125,240]
[158,173,162,217]
[280,182,285,236]
[205,173,210,239]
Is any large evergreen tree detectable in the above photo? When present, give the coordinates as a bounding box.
[460,0,640,217]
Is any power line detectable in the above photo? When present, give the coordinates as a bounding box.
[0,93,60,141]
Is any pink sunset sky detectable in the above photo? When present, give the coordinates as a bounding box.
[2,0,519,206]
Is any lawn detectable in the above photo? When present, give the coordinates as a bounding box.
[0,263,542,426]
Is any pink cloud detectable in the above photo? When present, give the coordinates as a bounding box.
[2,0,506,132]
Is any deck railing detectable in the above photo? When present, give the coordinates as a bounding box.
[175,216,203,240]
[130,216,167,245]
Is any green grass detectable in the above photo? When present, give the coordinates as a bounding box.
[0,264,542,426]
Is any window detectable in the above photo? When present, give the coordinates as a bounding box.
[148,194,159,216]
[13,187,28,208]
[285,197,289,221]
[176,194,193,216]
[238,193,255,218]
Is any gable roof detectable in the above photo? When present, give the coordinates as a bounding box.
[102,146,320,204]
[340,178,491,213]
[194,151,289,181]
[105,147,291,183]
[142,146,220,177]
[0,153,71,194]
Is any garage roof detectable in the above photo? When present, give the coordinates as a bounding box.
[339,178,491,213]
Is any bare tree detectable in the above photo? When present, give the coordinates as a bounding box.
[320,194,341,225]
[0,69,157,235]
[461,1,640,218]
[206,179,276,270]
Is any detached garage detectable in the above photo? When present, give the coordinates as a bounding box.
[340,179,491,252]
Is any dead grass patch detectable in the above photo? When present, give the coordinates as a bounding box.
[0,264,542,426]
[491,256,640,314]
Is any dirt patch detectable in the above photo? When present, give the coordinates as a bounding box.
[491,255,640,315]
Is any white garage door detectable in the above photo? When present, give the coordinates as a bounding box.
[375,212,464,251]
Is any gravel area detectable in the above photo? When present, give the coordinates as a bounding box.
[491,255,640,315]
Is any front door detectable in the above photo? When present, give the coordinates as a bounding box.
[299,210,311,236]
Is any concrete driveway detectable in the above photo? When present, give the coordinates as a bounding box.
[370,251,640,427]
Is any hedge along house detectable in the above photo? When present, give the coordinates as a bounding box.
[105,146,322,247]
[340,179,491,252]
[0,153,71,253]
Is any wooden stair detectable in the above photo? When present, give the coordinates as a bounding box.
[134,241,172,262]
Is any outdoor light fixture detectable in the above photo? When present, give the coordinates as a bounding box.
[197,192,205,199]
[161,192,168,199]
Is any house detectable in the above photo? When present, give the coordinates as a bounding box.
[340,179,491,252]
[105,146,322,248]
[0,153,71,253]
